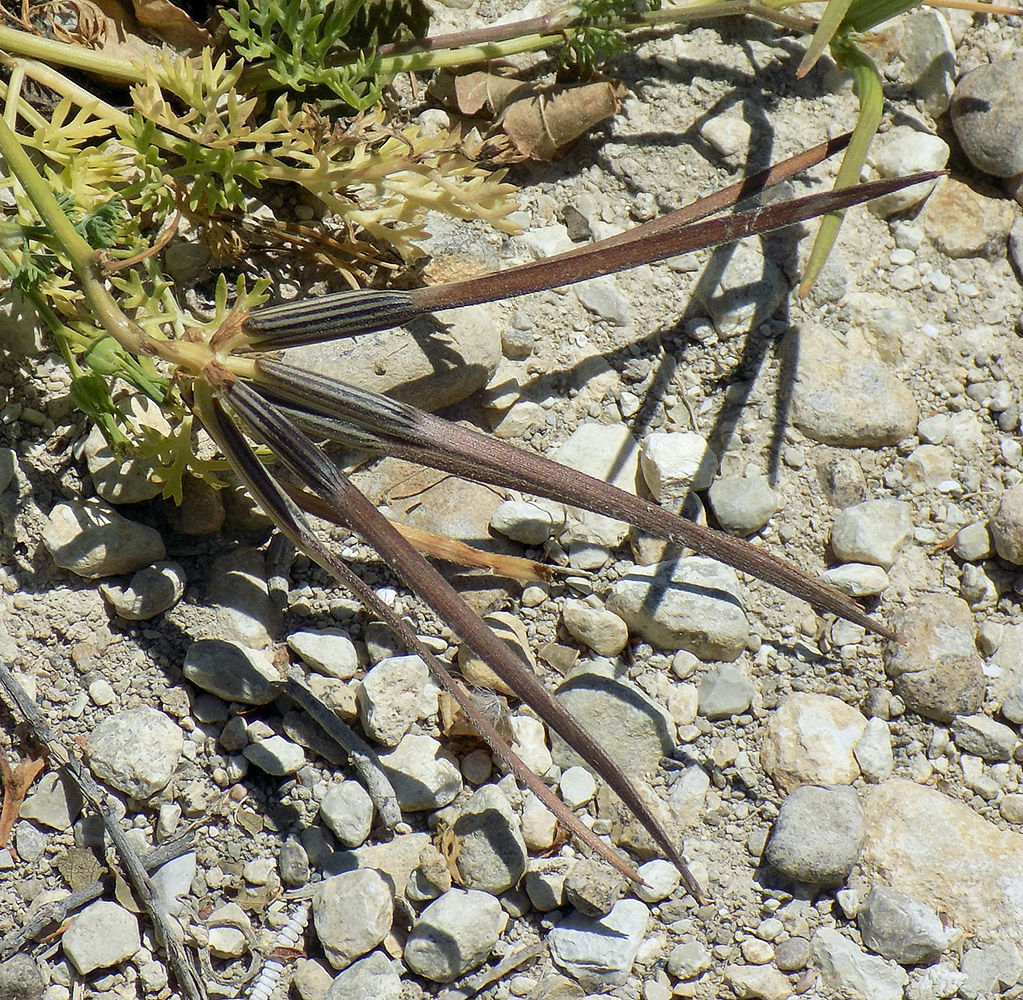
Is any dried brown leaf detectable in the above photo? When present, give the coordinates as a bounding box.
[130,0,211,50]
[431,69,530,116]
[0,753,46,857]
[486,81,624,163]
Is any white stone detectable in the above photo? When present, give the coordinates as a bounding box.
[490,499,563,545]
[854,717,895,782]
[319,780,374,847]
[831,500,913,569]
[820,563,890,597]
[548,898,649,990]
[86,706,183,799]
[358,655,437,747]
[243,735,306,776]
[404,889,506,983]
[639,431,717,500]
[559,766,597,809]
[607,556,748,661]
[61,900,140,974]
[761,692,867,792]
[313,869,393,970]
[287,628,359,679]
[868,128,949,215]
[550,423,641,550]
[380,735,462,811]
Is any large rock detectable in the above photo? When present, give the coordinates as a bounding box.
[43,500,165,579]
[860,780,1023,948]
[85,706,182,800]
[549,667,675,776]
[779,326,918,447]
[761,693,867,792]
[607,556,748,660]
[884,595,983,722]
[313,870,393,971]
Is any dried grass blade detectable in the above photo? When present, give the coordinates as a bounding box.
[193,383,665,890]
[254,358,896,641]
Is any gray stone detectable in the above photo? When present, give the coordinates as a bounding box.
[574,275,629,324]
[811,927,908,1000]
[668,765,710,827]
[639,431,717,500]
[706,476,780,536]
[358,654,436,747]
[18,772,83,831]
[858,885,949,965]
[0,955,43,1000]
[99,560,185,620]
[379,734,462,811]
[183,639,280,705]
[320,781,374,848]
[452,784,527,894]
[525,859,571,911]
[1001,682,1023,725]
[243,735,306,775]
[951,60,1023,177]
[951,714,1017,761]
[884,596,984,723]
[780,326,918,447]
[0,448,17,495]
[831,500,913,569]
[773,936,811,972]
[286,302,501,412]
[666,940,712,979]
[548,898,649,991]
[324,951,402,1000]
[563,858,627,917]
[313,869,393,971]
[607,556,748,660]
[698,663,756,719]
[761,692,867,792]
[403,889,506,983]
[61,900,141,974]
[693,239,787,336]
[206,548,281,649]
[867,127,949,215]
[552,423,642,552]
[990,485,1023,565]
[43,499,165,579]
[14,822,44,862]
[280,838,311,887]
[900,10,956,115]
[958,943,1023,999]
[490,499,563,545]
[550,668,675,776]
[86,706,182,799]
[819,563,890,597]
[765,784,864,888]
[287,628,359,680]
[562,599,629,657]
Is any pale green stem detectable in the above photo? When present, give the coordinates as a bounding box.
[0,25,147,82]
[798,38,882,295]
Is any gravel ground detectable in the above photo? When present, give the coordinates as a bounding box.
[2,5,1023,1000]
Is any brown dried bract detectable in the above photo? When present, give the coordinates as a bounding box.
[0,752,46,857]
